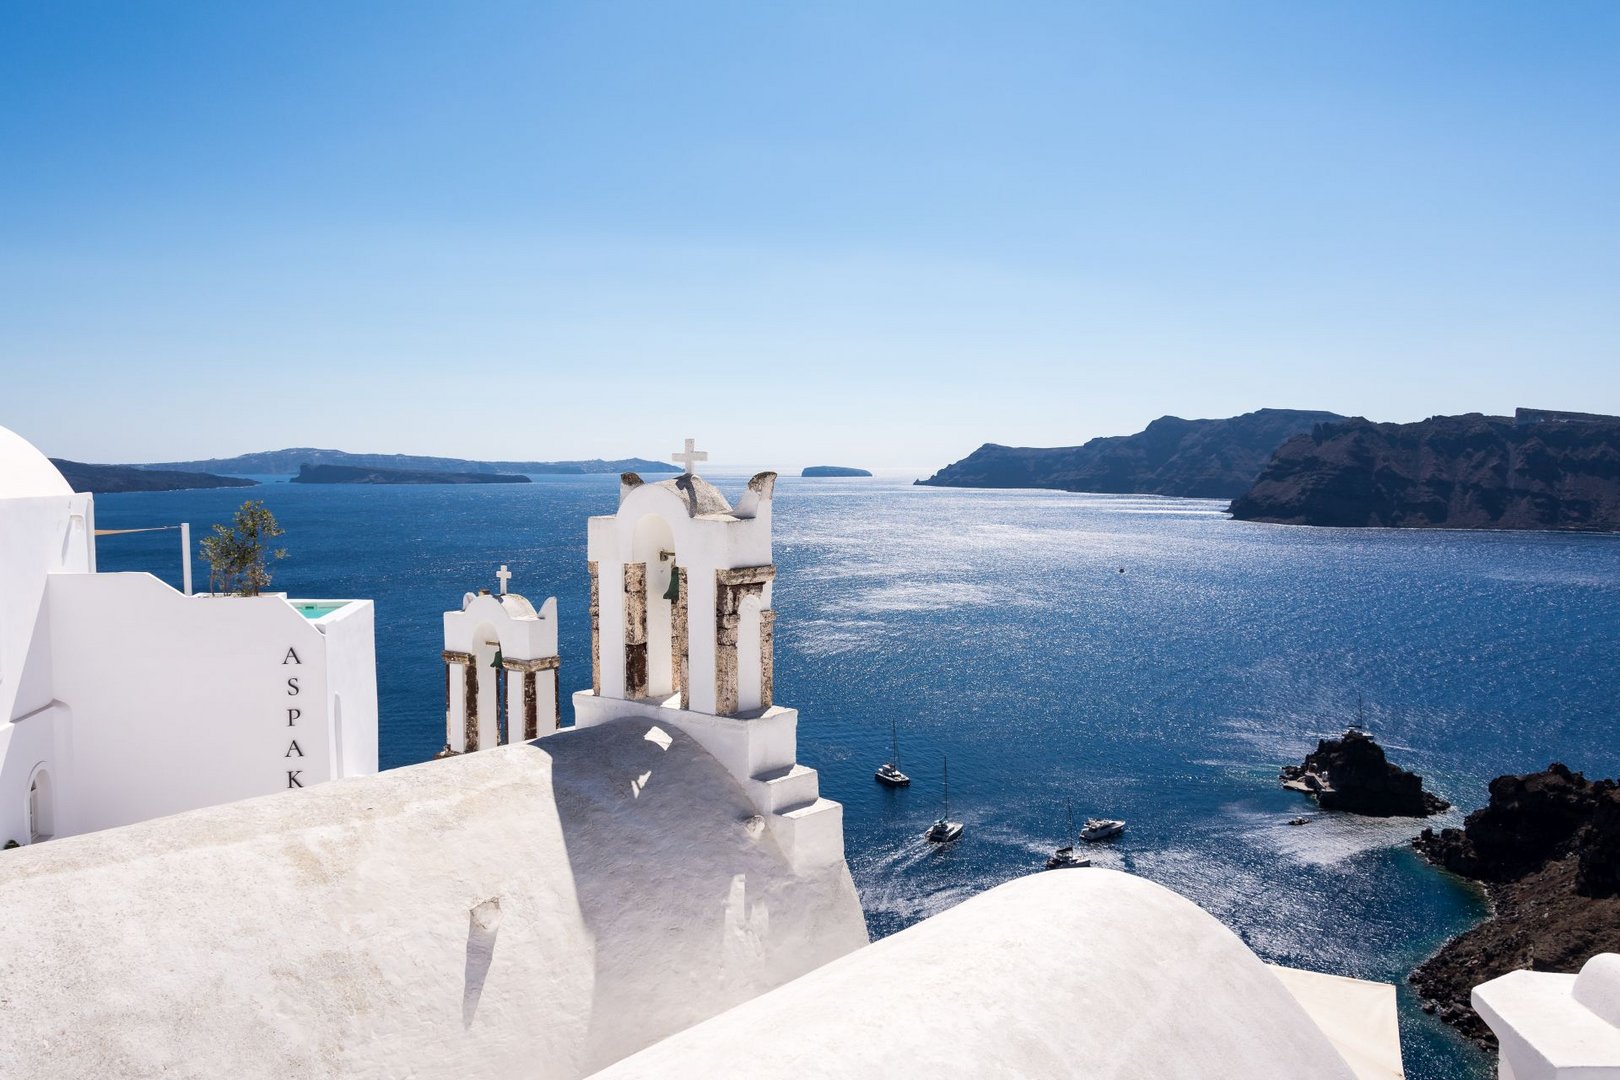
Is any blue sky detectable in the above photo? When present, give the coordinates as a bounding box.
[3,2,1617,470]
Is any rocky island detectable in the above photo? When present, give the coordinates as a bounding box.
[290,464,530,485]
[1280,729,1449,817]
[802,466,872,477]
[50,459,257,494]
[1411,764,1620,1047]
[917,409,1342,498]
[139,448,679,476]
[1230,408,1620,530]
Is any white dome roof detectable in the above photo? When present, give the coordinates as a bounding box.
[0,425,72,499]
[596,869,1364,1080]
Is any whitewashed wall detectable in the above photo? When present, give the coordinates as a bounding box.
[43,573,375,837]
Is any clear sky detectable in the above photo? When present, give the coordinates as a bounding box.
[3,2,1617,470]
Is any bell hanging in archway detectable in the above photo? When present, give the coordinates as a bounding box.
[663,564,680,603]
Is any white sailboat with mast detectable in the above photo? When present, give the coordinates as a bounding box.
[924,755,963,843]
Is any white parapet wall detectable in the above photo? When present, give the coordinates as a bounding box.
[1474,953,1620,1080]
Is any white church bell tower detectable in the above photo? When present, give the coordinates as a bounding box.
[573,439,844,871]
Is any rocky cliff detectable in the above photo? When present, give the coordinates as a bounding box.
[1229,410,1620,530]
[1280,729,1449,817]
[917,409,1343,498]
[1410,764,1620,1047]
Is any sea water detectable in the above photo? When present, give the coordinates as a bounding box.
[94,473,1620,1080]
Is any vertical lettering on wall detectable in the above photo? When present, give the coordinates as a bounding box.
[283,647,302,665]
[285,740,304,758]
[287,707,301,726]
[287,676,300,695]
[287,770,304,788]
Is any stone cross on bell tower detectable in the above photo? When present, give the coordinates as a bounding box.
[672,437,708,475]
[496,565,512,595]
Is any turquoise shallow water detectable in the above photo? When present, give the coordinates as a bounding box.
[95,474,1620,1080]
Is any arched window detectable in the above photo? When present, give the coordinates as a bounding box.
[27,765,53,844]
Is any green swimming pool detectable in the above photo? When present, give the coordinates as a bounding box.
[292,601,347,619]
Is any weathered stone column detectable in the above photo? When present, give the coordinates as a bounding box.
[624,562,648,699]
[673,566,689,710]
[440,651,472,755]
[714,565,775,716]
[501,655,560,740]
[588,561,601,695]
[759,608,776,709]
[442,649,479,752]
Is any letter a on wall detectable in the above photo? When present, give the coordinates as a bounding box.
[283,647,302,665]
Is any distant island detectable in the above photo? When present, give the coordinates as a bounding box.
[1411,763,1620,1048]
[916,409,1343,498]
[802,466,872,478]
[290,464,531,486]
[51,459,258,495]
[1229,409,1620,531]
[135,448,680,476]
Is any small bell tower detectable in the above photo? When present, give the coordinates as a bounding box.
[438,566,560,756]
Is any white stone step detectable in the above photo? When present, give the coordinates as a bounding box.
[749,763,820,814]
[771,797,845,872]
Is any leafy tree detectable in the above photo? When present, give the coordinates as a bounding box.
[200,500,287,596]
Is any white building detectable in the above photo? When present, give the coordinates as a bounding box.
[0,424,377,845]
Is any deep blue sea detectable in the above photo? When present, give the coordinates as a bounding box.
[94,473,1620,1080]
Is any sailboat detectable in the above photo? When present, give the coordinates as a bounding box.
[875,718,910,787]
[924,756,963,843]
[1046,799,1090,869]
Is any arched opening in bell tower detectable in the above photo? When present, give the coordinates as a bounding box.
[631,513,683,703]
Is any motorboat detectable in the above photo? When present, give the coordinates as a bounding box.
[924,755,963,844]
[1045,844,1090,870]
[875,719,910,787]
[1288,816,1311,826]
[1080,818,1125,842]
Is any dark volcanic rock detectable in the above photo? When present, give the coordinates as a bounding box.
[1230,409,1620,530]
[917,408,1343,498]
[290,464,530,485]
[1280,729,1449,817]
[51,459,257,494]
[1414,763,1611,882]
[1411,764,1620,1049]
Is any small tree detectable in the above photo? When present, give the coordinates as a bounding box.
[201,500,287,596]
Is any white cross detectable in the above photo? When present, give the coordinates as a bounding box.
[672,437,708,475]
[496,565,512,594]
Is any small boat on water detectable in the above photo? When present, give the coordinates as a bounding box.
[1046,800,1091,869]
[875,718,910,787]
[924,756,963,844]
[1081,817,1126,842]
[1288,816,1311,826]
